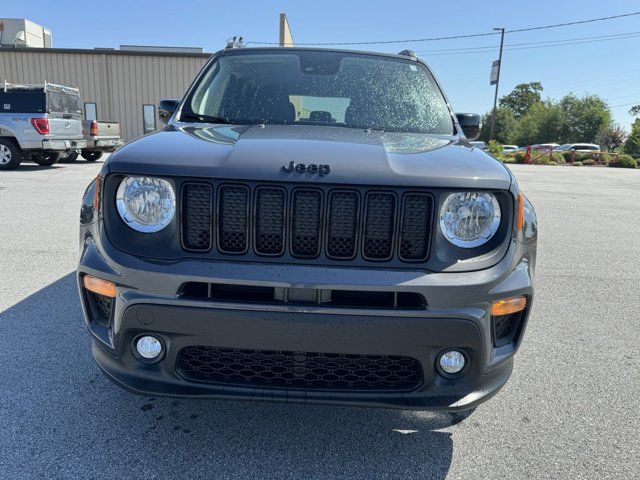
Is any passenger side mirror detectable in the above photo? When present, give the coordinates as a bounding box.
[158,99,181,126]
[455,113,482,141]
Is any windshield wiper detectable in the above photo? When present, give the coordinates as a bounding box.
[181,113,235,124]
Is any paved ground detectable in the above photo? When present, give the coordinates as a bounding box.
[0,160,638,479]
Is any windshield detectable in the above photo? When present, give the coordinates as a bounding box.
[184,50,454,134]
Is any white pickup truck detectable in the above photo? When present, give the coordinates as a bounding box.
[59,120,123,162]
[0,81,87,169]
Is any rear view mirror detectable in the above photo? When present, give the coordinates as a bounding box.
[158,99,181,126]
[455,113,482,141]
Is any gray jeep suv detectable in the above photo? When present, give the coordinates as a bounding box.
[78,46,537,411]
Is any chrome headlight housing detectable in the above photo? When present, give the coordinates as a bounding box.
[439,192,501,248]
[116,176,176,233]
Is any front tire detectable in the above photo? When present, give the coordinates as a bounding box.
[31,152,61,167]
[81,150,103,162]
[0,138,23,170]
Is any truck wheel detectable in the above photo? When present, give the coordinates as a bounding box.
[0,139,23,170]
[59,151,79,163]
[31,152,61,167]
[81,150,103,162]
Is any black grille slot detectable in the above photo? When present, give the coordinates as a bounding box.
[177,346,423,391]
[399,193,433,261]
[291,189,322,258]
[326,191,359,259]
[363,192,396,260]
[218,185,249,253]
[255,187,286,255]
[181,183,213,251]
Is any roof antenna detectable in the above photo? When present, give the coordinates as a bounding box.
[225,36,245,49]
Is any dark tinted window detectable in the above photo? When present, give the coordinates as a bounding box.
[0,90,46,113]
[186,50,453,134]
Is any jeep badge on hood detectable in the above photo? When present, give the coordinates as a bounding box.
[281,161,331,176]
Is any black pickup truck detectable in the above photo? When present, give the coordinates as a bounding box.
[78,45,537,412]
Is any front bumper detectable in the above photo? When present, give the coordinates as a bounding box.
[78,231,534,411]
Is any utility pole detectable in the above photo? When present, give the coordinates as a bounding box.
[489,27,505,142]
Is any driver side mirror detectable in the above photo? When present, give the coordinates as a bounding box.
[455,113,482,141]
[158,99,181,126]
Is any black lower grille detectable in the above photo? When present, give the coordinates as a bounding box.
[177,346,423,391]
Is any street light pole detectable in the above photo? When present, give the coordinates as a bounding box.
[489,27,505,142]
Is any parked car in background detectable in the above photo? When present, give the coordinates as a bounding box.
[0,81,86,169]
[61,120,123,162]
[502,145,518,154]
[554,143,600,153]
[469,140,488,150]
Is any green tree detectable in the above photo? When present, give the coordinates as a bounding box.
[479,107,517,144]
[499,82,543,119]
[623,119,640,155]
[557,94,611,143]
[629,105,640,118]
[514,101,563,146]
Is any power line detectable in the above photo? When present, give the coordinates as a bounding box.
[246,11,640,46]
[414,31,640,55]
[610,101,639,108]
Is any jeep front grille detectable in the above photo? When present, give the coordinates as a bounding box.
[176,346,423,392]
[181,182,434,264]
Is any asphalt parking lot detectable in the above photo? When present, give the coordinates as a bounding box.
[0,159,638,479]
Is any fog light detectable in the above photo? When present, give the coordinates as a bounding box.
[135,336,162,359]
[439,350,466,374]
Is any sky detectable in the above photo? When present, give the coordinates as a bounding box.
[3,0,639,130]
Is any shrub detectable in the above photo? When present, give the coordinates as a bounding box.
[509,151,528,164]
[609,154,638,169]
[572,161,583,166]
[575,152,594,162]
[487,140,503,157]
[582,159,596,166]
[501,156,517,164]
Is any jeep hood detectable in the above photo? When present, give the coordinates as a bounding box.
[108,124,513,190]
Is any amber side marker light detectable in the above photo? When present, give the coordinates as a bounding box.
[491,296,527,316]
[83,275,116,298]
[92,174,102,211]
[516,192,525,231]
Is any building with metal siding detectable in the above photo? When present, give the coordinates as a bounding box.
[0,47,210,140]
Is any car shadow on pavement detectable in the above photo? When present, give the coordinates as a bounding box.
[0,273,458,480]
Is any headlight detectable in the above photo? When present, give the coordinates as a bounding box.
[116,176,176,233]
[439,192,501,248]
